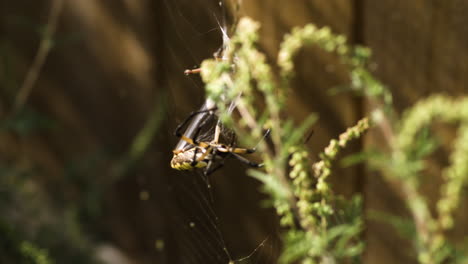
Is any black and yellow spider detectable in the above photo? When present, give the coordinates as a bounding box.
[170,108,262,175]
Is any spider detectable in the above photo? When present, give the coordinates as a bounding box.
[170,107,263,176]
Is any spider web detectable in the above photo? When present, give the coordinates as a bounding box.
[167,171,272,264]
[160,0,277,263]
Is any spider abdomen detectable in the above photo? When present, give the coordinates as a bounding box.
[171,148,210,170]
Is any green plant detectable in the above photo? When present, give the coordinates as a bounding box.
[201,17,368,263]
[200,16,468,264]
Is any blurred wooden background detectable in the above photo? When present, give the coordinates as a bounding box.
[1,0,467,263]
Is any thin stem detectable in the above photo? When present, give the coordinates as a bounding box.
[14,0,64,113]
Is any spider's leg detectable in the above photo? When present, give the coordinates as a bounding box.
[250,129,271,151]
[190,147,200,167]
[228,129,271,154]
[184,68,201,75]
[227,130,237,147]
[303,129,314,144]
[212,121,222,144]
[191,145,212,167]
[204,161,226,176]
[229,147,257,154]
[221,129,271,154]
[204,149,227,176]
[231,153,263,168]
